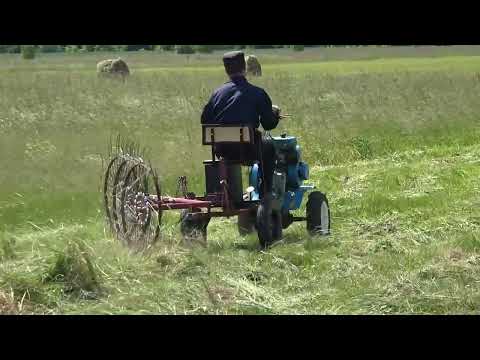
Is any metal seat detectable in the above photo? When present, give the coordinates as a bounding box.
[202,124,256,145]
[202,124,260,165]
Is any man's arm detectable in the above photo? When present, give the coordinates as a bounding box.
[258,89,279,131]
[201,96,215,124]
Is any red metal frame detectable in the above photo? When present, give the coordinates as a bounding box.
[147,158,256,217]
[149,195,255,214]
[147,125,260,219]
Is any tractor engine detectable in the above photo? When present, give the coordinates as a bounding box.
[271,134,312,212]
[273,134,309,188]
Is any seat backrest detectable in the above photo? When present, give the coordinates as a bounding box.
[202,124,255,145]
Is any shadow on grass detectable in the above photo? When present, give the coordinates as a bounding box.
[280,232,338,251]
[232,241,261,252]
[229,232,338,252]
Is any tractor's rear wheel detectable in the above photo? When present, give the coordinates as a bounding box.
[306,192,331,236]
[238,209,257,236]
[256,195,282,249]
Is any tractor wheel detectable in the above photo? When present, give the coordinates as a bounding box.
[256,195,282,249]
[237,209,257,236]
[180,209,209,245]
[306,192,331,236]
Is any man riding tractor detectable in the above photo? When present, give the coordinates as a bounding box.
[201,51,282,203]
[102,51,330,251]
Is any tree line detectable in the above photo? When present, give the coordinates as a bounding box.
[0,45,324,55]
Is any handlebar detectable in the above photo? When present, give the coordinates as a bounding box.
[272,105,290,120]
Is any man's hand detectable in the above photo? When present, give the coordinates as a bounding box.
[272,105,281,120]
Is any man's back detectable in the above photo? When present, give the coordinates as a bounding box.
[201,50,279,195]
[201,76,279,131]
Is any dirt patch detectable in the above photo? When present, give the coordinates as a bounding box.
[0,289,32,315]
[355,213,399,236]
[0,290,17,314]
[443,248,480,266]
[204,284,235,305]
[447,248,466,262]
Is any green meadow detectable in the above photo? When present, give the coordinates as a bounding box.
[1,46,480,314]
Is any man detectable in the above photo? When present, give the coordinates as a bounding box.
[201,51,281,195]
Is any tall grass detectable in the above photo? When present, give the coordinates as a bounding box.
[2,55,480,231]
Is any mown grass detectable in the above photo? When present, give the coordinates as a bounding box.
[1,47,480,314]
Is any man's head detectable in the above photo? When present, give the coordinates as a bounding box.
[223,51,246,78]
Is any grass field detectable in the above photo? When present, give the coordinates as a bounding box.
[2,46,480,314]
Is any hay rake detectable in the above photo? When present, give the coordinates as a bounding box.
[103,140,161,251]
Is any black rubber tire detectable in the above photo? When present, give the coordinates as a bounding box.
[256,196,282,249]
[282,212,294,230]
[180,209,208,244]
[306,192,331,236]
[272,211,282,241]
[238,209,257,236]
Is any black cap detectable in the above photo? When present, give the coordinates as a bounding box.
[223,51,246,75]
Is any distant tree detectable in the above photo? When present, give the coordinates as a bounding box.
[176,45,195,54]
[65,45,81,53]
[124,45,154,51]
[250,45,284,49]
[156,45,175,51]
[21,45,36,59]
[39,45,62,53]
[11,45,22,53]
[292,45,305,51]
[212,45,236,50]
[195,45,214,53]
[94,45,118,51]
[1,45,21,53]
[83,45,96,52]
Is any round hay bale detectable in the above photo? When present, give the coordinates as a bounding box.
[96,58,130,80]
[246,55,262,77]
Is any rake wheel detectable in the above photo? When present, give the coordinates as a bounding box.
[118,161,161,251]
[103,137,161,251]
[104,154,135,233]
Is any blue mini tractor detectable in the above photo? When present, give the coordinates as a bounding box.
[103,124,331,250]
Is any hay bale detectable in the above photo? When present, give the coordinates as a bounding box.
[246,55,262,77]
[96,58,130,80]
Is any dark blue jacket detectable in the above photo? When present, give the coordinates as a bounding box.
[201,76,279,130]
